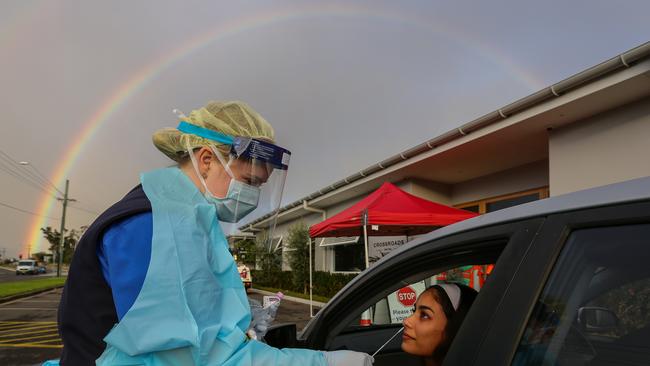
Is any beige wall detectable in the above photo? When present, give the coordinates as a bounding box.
[451,160,549,205]
[409,180,452,205]
[549,96,650,196]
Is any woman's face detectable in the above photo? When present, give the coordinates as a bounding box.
[191,147,270,198]
[401,289,448,357]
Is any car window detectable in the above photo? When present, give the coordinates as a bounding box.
[585,277,650,341]
[511,224,650,366]
[348,263,495,328]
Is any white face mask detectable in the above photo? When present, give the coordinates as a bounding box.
[187,144,260,223]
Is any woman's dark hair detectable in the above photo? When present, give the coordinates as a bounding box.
[427,283,478,363]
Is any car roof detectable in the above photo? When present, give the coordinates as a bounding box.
[392,175,650,256]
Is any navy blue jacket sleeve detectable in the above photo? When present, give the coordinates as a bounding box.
[96,212,153,320]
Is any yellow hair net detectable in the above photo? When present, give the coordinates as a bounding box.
[152,101,275,162]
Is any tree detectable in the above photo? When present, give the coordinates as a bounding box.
[285,222,313,294]
[233,238,257,266]
[31,251,48,262]
[256,232,282,280]
[40,226,80,264]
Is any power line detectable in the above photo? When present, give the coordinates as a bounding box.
[0,151,60,197]
[0,162,59,198]
[16,159,64,195]
[68,203,100,216]
[0,157,58,195]
[0,150,56,189]
[0,201,60,220]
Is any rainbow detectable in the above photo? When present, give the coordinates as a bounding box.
[23,4,545,254]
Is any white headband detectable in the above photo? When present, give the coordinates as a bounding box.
[437,284,461,311]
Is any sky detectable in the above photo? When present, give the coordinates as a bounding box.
[0,0,648,259]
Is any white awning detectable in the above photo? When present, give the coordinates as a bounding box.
[319,236,359,247]
[272,236,283,252]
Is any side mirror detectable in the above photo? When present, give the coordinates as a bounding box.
[263,323,297,348]
[577,306,619,333]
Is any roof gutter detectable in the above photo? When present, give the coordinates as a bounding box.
[303,200,327,221]
[240,41,650,232]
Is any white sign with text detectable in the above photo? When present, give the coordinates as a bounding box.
[368,235,407,264]
[387,281,427,323]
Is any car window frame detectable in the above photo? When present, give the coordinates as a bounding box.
[453,199,650,366]
[302,218,545,352]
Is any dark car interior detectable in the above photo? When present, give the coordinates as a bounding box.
[513,224,650,366]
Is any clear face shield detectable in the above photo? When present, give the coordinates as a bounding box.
[178,121,291,250]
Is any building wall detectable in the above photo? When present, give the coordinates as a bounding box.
[272,211,323,271]
[273,194,368,272]
[451,160,549,205]
[409,180,453,205]
[549,96,650,196]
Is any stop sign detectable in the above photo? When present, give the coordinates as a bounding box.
[396,286,417,307]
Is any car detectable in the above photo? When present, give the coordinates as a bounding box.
[16,259,38,275]
[238,264,253,292]
[264,176,650,366]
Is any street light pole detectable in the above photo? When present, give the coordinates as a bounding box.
[57,180,70,277]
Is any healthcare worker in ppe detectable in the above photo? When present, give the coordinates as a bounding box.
[55,101,373,366]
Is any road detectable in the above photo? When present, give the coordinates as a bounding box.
[0,288,319,366]
[0,288,62,366]
[0,267,56,282]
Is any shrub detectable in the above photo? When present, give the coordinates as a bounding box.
[251,270,358,298]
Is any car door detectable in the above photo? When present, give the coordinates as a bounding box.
[453,199,650,366]
[302,218,544,366]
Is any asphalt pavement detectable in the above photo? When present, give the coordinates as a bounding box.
[248,290,321,332]
[0,266,56,283]
[0,287,319,366]
[0,288,62,366]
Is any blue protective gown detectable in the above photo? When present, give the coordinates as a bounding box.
[96,167,327,365]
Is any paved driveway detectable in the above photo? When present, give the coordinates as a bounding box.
[0,288,62,366]
[0,288,318,365]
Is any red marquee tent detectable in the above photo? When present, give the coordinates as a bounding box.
[309,182,478,238]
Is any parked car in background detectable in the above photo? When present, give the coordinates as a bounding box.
[16,259,37,275]
[37,263,47,274]
[238,264,252,291]
[264,176,650,366]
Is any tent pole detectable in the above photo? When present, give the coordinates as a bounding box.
[308,236,313,317]
[363,209,369,269]
[361,209,372,326]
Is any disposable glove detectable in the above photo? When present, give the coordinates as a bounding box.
[323,350,374,366]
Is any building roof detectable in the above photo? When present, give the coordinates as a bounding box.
[239,41,650,233]
[388,174,650,260]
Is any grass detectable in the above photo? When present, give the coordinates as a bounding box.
[253,285,331,304]
[0,277,66,298]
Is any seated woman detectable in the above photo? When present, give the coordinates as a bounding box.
[401,283,478,366]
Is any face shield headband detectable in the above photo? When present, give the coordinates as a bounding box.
[177,121,291,170]
[178,121,291,227]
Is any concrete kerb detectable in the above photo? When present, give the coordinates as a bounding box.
[250,288,327,307]
[0,283,328,307]
[0,286,64,305]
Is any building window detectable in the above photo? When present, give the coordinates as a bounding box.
[456,187,549,214]
[461,204,480,213]
[334,240,366,273]
[485,192,540,212]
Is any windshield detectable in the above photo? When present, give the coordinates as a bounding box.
[18,261,35,266]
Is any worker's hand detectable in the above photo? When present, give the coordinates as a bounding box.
[323,350,374,366]
[248,299,273,340]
